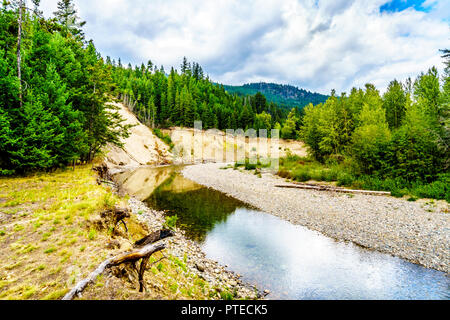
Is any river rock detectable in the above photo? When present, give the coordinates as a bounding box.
[195,262,206,272]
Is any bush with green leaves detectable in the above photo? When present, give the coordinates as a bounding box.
[298,63,449,200]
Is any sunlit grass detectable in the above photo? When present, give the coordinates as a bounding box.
[0,164,243,301]
[0,165,122,300]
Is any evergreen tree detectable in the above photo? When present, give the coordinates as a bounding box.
[31,0,43,17]
[54,0,86,38]
[181,56,189,74]
[173,89,182,126]
[383,80,407,129]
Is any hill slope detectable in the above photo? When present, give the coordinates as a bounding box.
[104,102,172,168]
[223,83,329,109]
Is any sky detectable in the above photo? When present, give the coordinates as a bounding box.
[37,0,449,94]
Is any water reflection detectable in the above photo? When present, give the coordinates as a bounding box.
[203,209,449,300]
[114,166,449,300]
[145,172,246,242]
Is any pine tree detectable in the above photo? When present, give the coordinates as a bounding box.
[173,89,182,125]
[54,0,86,38]
[11,97,62,171]
[0,108,15,174]
[181,57,189,75]
[183,90,196,127]
[31,0,43,17]
[147,60,153,73]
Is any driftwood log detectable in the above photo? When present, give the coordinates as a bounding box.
[275,183,391,196]
[135,230,174,247]
[62,230,174,300]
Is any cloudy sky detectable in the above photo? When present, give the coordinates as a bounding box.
[38,0,449,94]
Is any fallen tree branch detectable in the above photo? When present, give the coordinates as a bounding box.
[99,179,116,186]
[135,229,174,247]
[275,183,391,196]
[62,242,166,300]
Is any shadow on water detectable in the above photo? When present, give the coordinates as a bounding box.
[114,166,450,300]
[145,170,246,242]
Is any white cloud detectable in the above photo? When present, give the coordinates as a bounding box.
[36,0,449,94]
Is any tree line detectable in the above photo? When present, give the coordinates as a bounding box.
[300,61,449,184]
[109,56,297,135]
[1,0,447,189]
[0,0,130,175]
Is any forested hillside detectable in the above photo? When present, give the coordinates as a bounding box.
[0,0,302,175]
[223,83,329,110]
[1,0,448,195]
[110,57,291,133]
[283,58,449,200]
[0,1,130,174]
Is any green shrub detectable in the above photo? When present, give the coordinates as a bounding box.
[244,161,257,170]
[88,229,97,241]
[220,290,234,300]
[337,172,355,186]
[293,168,311,182]
[411,175,449,201]
[164,215,178,230]
[153,129,174,150]
[322,168,340,182]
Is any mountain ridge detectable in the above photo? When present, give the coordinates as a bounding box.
[222,82,329,109]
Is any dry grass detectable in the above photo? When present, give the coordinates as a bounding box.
[0,165,230,300]
[0,165,121,300]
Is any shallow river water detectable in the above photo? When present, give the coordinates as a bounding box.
[114,166,449,300]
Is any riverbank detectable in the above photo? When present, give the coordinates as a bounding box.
[125,197,260,300]
[182,163,450,273]
[0,165,258,300]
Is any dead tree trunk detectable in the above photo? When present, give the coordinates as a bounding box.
[134,229,174,247]
[17,0,23,108]
[62,242,166,300]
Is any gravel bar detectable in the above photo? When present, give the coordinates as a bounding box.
[183,163,450,273]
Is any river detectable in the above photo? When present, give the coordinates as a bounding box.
[114,165,449,300]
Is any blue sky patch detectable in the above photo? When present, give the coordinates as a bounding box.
[380,0,431,14]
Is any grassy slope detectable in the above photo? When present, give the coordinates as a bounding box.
[0,166,222,300]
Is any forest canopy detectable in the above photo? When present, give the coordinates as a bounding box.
[0,0,448,192]
[110,57,296,134]
[299,62,449,189]
[0,0,130,174]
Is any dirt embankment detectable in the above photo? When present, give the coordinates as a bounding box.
[104,102,172,169]
[104,103,307,169]
[165,127,307,164]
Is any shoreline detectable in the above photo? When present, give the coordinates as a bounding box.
[182,163,450,273]
[109,170,262,300]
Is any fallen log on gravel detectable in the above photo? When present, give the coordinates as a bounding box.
[275,183,391,196]
[62,242,167,300]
